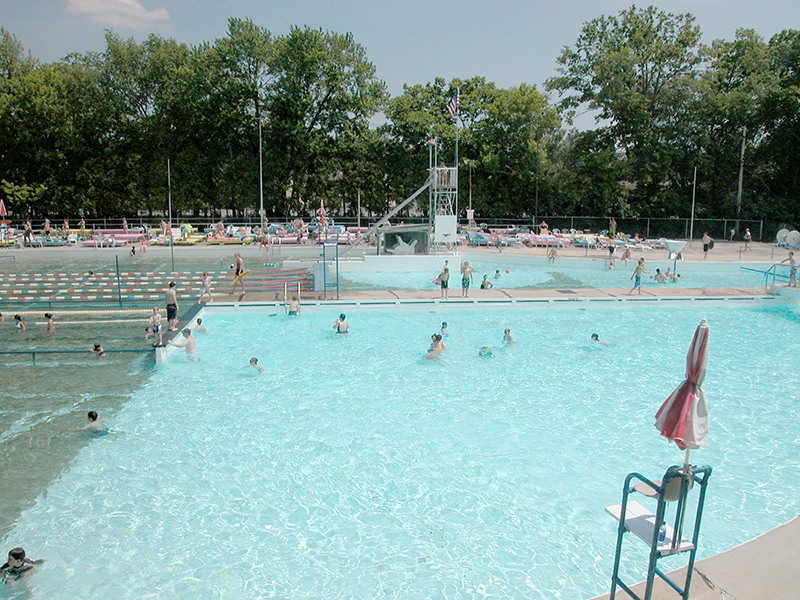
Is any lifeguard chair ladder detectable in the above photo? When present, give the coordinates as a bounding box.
[605,465,712,600]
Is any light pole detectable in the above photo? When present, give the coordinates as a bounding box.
[249,108,266,227]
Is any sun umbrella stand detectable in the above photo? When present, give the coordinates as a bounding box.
[605,464,712,600]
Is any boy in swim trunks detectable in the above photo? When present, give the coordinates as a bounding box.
[461,261,474,298]
[165,282,179,331]
[1,547,45,585]
[150,307,163,347]
[628,259,649,295]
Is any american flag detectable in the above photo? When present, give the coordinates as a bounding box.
[446,92,460,120]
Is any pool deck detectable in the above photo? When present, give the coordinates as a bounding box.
[588,516,800,600]
[2,238,799,599]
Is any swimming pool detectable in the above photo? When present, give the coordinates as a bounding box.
[2,300,799,599]
[339,255,771,291]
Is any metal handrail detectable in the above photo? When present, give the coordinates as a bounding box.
[0,348,155,366]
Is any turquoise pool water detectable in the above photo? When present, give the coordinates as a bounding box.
[339,257,770,290]
[3,300,799,599]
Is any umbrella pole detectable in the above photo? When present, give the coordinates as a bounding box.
[673,448,692,551]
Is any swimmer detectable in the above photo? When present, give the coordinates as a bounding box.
[194,318,207,333]
[591,333,615,346]
[249,357,264,374]
[547,247,557,264]
[150,307,163,347]
[13,314,26,331]
[91,343,106,357]
[333,313,350,334]
[480,275,493,289]
[79,410,108,432]
[479,346,493,357]
[503,328,514,344]
[441,322,448,336]
[1,547,45,585]
[494,269,501,279]
[426,333,445,360]
[653,268,668,283]
[0,312,5,324]
[287,295,300,316]
[168,328,198,359]
[44,312,54,333]
[144,327,154,340]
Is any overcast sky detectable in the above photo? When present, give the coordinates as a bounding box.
[3,0,798,128]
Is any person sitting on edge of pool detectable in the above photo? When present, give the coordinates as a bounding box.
[1,547,45,585]
[333,314,349,334]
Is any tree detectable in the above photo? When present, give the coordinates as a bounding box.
[547,5,703,213]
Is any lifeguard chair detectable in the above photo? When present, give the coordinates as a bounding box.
[605,465,712,600]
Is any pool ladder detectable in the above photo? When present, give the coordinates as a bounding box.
[606,465,712,600]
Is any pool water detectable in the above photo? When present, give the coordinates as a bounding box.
[3,301,799,599]
[339,257,770,290]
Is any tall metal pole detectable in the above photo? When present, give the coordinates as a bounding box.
[357,190,361,229]
[689,166,697,247]
[736,126,746,235]
[168,158,174,273]
[257,114,264,227]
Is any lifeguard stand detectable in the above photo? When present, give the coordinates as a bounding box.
[430,166,458,249]
[605,465,712,600]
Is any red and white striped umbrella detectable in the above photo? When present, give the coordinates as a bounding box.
[655,318,709,463]
[0,199,7,217]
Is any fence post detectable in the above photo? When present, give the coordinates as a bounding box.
[116,255,123,309]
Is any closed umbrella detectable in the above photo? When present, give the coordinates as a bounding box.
[655,318,709,471]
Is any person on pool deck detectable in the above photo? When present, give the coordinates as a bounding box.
[461,261,474,297]
[333,313,350,334]
[199,272,212,302]
[44,312,54,333]
[168,328,197,359]
[165,281,179,331]
[591,333,614,346]
[780,251,797,287]
[481,275,493,289]
[628,259,649,295]
[437,263,450,299]
[249,357,264,373]
[744,228,752,251]
[13,315,26,331]
[150,307,163,347]
[194,318,207,333]
[231,253,245,295]
[503,328,514,344]
[1,547,45,585]
[702,232,712,260]
[287,295,300,315]
[91,343,106,357]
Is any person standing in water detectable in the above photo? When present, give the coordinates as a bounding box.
[333,313,350,334]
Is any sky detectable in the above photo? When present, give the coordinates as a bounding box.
[2,0,799,128]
